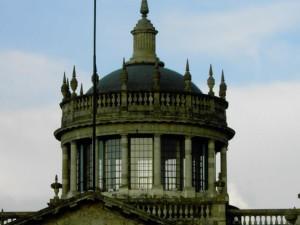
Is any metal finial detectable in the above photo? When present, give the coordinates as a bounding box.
[140,0,149,17]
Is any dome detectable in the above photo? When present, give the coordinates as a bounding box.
[56,0,235,204]
[87,64,201,94]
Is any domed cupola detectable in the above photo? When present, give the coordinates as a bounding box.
[55,2,235,221]
[128,0,159,65]
[87,0,201,95]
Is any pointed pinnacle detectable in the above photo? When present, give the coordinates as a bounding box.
[186,59,190,72]
[80,83,83,96]
[122,58,126,69]
[55,175,58,183]
[140,0,149,17]
[209,64,213,77]
[221,70,225,83]
[72,66,76,78]
[63,72,67,83]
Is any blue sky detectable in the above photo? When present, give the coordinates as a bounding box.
[1,0,299,89]
[0,0,299,211]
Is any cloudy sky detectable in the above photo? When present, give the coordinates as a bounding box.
[0,0,299,211]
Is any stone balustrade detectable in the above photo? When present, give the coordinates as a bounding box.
[61,91,227,127]
[127,199,213,220]
[228,209,300,225]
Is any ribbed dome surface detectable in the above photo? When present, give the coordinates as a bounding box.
[87,64,201,94]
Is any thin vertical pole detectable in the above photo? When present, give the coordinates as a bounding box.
[92,0,99,191]
[93,0,97,74]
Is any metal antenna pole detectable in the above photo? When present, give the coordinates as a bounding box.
[91,0,98,192]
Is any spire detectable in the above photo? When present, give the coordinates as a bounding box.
[186,59,190,72]
[207,64,215,96]
[63,72,67,84]
[120,58,128,91]
[153,59,160,91]
[219,70,227,99]
[184,59,192,92]
[61,72,70,101]
[66,78,71,98]
[140,0,149,18]
[70,66,78,97]
[128,0,160,65]
[80,83,84,96]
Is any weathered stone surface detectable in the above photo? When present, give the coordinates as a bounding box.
[41,203,143,225]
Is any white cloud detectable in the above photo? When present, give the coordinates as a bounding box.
[228,81,300,209]
[0,49,95,211]
[228,183,249,209]
[0,50,89,109]
[0,106,61,211]
[159,1,300,58]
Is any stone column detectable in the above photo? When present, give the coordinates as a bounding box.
[208,139,216,196]
[153,134,162,193]
[95,139,100,190]
[120,134,129,191]
[184,136,194,197]
[70,141,78,196]
[61,144,70,198]
[221,145,228,194]
[184,136,192,188]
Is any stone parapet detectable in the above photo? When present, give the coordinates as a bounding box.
[55,91,232,141]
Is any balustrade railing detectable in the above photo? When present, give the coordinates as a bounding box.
[61,91,227,125]
[228,209,300,225]
[128,92,153,107]
[129,201,212,220]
